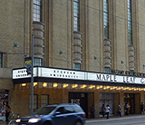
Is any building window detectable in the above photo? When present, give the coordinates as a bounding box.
[34,58,42,66]
[0,53,2,68]
[104,67,110,73]
[128,0,132,45]
[33,94,38,109]
[73,63,81,70]
[73,0,80,31]
[130,70,134,76]
[30,94,38,109]
[104,0,109,39]
[41,95,49,107]
[33,0,42,22]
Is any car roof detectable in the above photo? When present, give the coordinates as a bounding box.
[44,103,79,107]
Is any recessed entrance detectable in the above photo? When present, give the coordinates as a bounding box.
[124,93,135,114]
[99,93,114,116]
[69,92,88,117]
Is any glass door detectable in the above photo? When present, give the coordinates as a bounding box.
[99,93,114,116]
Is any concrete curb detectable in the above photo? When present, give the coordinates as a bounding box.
[86,114,145,123]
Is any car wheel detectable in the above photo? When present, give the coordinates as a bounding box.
[75,121,82,125]
[43,122,51,125]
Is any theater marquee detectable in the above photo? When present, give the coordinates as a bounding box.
[12,67,145,85]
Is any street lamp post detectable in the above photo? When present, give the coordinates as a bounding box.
[14,35,34,115]
[30,35,34,115]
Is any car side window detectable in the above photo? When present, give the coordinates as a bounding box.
[64,106,75,114]
[73,105,83,112]
[56,107,65,114]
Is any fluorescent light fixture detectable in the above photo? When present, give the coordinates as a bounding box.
[72,84,78,88]
[21,83,26,86]
[33,82,37,86]
[53,83,58,88]
[63,84,68,88]
[80,84,87,89]
[43,82,47,87]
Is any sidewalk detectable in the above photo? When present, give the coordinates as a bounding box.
[86,114,145,122]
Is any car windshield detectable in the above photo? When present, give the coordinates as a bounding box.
[33,106,56,115]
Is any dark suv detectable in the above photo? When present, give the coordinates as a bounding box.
[14,103,86,125]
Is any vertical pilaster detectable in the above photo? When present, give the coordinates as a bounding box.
[114,93,119,116]
[88,92,94,118]
[94,91,99,118]
[62,89,68,103]
[140,92,144,103]
[135,93,140,114]
[120,91,124,116]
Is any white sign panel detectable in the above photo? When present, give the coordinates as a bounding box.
[38,67,85,80]
[12,68,37,79]
[87,73,143,84]
[12,67,145,85]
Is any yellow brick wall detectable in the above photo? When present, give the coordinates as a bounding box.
[0,0,30,92]
[1,0,145,118]
[0,0,30,69]
[1,0,145,76]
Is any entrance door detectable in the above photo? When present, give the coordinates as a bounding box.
[99,93,114,116]
[69,92,88,117]
[124,93,135,114]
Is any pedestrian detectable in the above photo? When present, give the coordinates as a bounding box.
[105,105,110,119]
[125,102,129,115]
[101,104,105,118]
[5,105,11,125]
[1,105,5,116]
[1,101,6,116]
[117,105,121,117]
[90,105,95,118]
[140,102,144,114]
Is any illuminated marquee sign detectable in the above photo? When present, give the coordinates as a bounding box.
[12,67,145,85]
[13,68,37,79]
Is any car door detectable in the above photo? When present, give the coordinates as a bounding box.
[52,107,67,125]
[64,106,76,125]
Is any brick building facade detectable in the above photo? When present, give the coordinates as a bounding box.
[1,0,145,118]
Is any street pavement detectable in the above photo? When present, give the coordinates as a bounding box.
[86,114,145,125]
[0,114,145,125]
[87,114,145,122]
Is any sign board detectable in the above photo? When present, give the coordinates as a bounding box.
[13,68,37,79]
[25,57,32,74]
[12,67,145,85]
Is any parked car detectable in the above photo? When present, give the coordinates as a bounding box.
[12,103,86,125]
